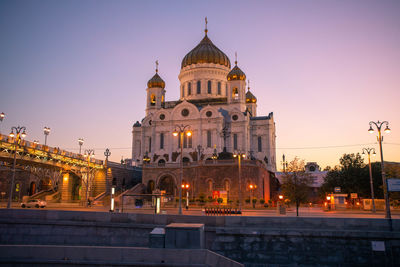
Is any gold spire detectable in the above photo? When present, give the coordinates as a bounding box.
[155,60,159,73]
[248,79,250,91]
[235,52,237,65]
[205,17,208,35]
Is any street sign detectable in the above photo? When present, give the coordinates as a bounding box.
[387,178,400,192]
[350,193,358,199]
[334,187,341,193]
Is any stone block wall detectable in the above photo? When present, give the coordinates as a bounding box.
[0,209,399,266]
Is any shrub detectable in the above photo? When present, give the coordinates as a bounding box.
[260,199,265,204]
[217,198,223,204]
[245,198,250,204]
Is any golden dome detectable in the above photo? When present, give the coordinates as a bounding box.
[227,64,246,81]
[246,90,257,103]
[181,34,231,69]
[147,72,165,89]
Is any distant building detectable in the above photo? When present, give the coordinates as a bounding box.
[275,162,327,202]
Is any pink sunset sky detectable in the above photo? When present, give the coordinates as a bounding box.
[1,0,399,169]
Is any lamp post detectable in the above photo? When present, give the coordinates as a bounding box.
[362,147,377,213]
[196,145,203,162]
[84,149,95,207]
[7,126,27,209]
[0,112,5,134]
[182,182,190,209]
[78,138,84,154]
[211,146,218,162]
[173,124,192,215]
[233,151,246,210]
[143,151,150,164]
[43,127,50,146]
[249,183,257,208]
[368,121,391,223]
[104,148,111,202]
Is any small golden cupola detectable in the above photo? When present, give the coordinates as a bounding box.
[246,82,257,103]
[147,62,165,89]
[227,55,246,81]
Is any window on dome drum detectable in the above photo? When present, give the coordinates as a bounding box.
[233,134,238,150]
[188,83,191,95]
[150,94,156,106]
[197,81,201,94]
[182,85,184,97]
[218,82,221,95]
[207,130,212,148]
[258,136,262,152]
[232,88,239,100]
[160,133,164,150]
[208,81,212,94]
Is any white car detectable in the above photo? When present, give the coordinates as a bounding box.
[21,199,47,208]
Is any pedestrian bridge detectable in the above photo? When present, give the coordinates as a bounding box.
[0,134,106,203]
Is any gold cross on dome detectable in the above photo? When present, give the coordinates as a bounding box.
[155,60,159,73]
[205,17,208,34]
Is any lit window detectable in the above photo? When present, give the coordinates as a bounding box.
[232,88,239,100]
[150,94,156,106]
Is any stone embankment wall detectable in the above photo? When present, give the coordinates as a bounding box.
[0,209,399,266]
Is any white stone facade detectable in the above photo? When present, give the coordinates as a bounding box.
[132,31,276,172]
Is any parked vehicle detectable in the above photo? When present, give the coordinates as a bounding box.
[21,199,47,208]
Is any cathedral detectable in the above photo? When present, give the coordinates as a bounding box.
[132,22,277,201]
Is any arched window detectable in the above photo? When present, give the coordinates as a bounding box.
[182,85,185,97]
[208,180,213,192]
[217,82,221,95]
[182,157,190,163]
[232,88,239,100]
[207,130,212,148]
[207,81,212,94]
[258,136,262,152]
[224,180,230,191]
[188,83,191,95]
[150,94,156,106]
[160,133,164,149]
[197,81,201,94]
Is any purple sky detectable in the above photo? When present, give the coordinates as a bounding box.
[1,0,399,169]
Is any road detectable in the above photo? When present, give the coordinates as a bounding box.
[1,202,400,219]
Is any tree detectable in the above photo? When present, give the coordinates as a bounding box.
[281,157,313,216]
[319,153,383,199]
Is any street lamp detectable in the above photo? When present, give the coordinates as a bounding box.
[172,124,192,215]
[0,112,5,134]
[249,183,257,208]
[233,151,246,210]
[78,138,84,154]
[43,127,50,145]
[84,149,95,207]
[143,151,151,164]
[182,182,190,209]
[196,145,203,161]
[362,147,377,213]
[368,121,391,225]
[7,126,27,208]
[211,146,218,162]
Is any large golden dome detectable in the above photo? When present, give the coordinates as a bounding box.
[147,72,165,89]
[181,34,231,69]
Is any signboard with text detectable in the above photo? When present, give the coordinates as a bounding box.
[334,187,341,193]
[350,193,358,199]
[387,179,400,192]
